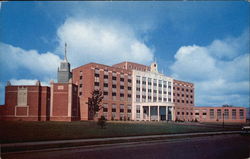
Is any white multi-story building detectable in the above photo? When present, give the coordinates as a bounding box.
[131,62,174,121]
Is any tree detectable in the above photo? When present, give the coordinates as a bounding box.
[86,89,104,119]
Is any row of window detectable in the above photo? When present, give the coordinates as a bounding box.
[173,99,193,104]
[173,87,193,92]
[177,112,193,116]
[195,109,244,119]
[94,73,132,83]
[136,96,171,102]
[174,93,193,98]
[95,82,132,90]
[102,104,132,113]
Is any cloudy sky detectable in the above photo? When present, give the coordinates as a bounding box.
[0,1,249,107]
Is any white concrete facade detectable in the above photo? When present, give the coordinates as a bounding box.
[132,69,174,121]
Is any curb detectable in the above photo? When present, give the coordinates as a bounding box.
[1,131,241,154]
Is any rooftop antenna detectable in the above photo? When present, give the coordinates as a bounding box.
[64,42,68,62]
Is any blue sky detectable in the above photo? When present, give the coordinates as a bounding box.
[0,1,249,107]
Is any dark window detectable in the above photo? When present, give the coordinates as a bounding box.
[182,112,184,115]
[177,100,180,103]
[186,89,189,92]
[190,101,193,104]
[173,93,175,96]
[148,89,152,93]
[191,113,193,115]
[195,113,199,115]
[142,88,146,92]
[177,112,180,115]
[120,109,124,113]
[112,92,116,96]
[94,82,99,86]
[80,76,82,80]
[103,108,108,112]
[182,88,184,91]
[79,92,82,96]
[164,91,167,94]
[120,78,124,82]
[112,85,116,88]
[190,95,193,98]
[112,76,116,80]
[104,83,108,87]
[128,79,132,83]
[128,109,131,113]
[95,73,99,77]
[128,87,132,90]
[186,95,189,98]
[120,94,124,97]
[173,87,175,90]
[177,87,180,90]
[182,94,184,97]
[203,112,207,115]
[128,94,132,98]
[112,108,116,112]
[177,94,180,96]
[136,87,140,91]
[182,100,184,103]
[191,90,193,93]
[186,112,189,115]
[104,92,108,95]
[104,75,108,79]
[153,90,157,93]
[79,84,82,88]
[186,101,189,104]
[120,85,124,89]
[142,81,146,85]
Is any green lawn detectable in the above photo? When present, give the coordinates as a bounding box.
[0,121,242,144]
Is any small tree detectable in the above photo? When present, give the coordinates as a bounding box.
[86,89,104,120]
[97,116,106,129]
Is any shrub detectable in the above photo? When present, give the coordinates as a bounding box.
[97,116,106,129]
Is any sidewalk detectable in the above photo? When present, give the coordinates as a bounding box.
[1,131,241,153]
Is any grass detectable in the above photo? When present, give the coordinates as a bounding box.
[0,121,242,144]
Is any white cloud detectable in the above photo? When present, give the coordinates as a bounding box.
[55,18,154,68]
[9,79,49,86]
[0,42,61,80]
[170,30,249,107]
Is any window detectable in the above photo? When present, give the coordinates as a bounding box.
[153,97,157,102]
[210,109,214,119]
[112,92,116,96]
[148,89,152,93]
[104,75,108,79]
[128,94,132,98]
[186,89,189,92]
[120,94,124,97]
[232,109,236,119]
[94,73,99,77]
[153,79,157,86]
[104,92,108,95]
[120,78,124,82]
[94,82,99,86]
[177,87,180,90]
[120,104,124,113]
[190,95,193,98]
[79,92,82,96]
[186,95,189,98]
[182,88,184,91]
[103,104,108,112]
[224,109,229,119]
[148,78,152,85]
[177,93,180,96]
[217,109,222,119]
[112,85,116,88]
[136,105,140,113]
[202,112,207,115]
[128,79,132,83]
[112,104,116,112]
[195,113,199,115]
[240,109,244,119]
[190,90,193,93]
[177,112,180,115]
[128,86,132,90]
[182,94,184,97]
[182,112,184,115]
[79,84,82,88]
[120,85,124,89]
[80,76,82,80]
[136,87,140,91]
[112,76,116,80]
[136,76,140,84]
[182,100,184,103]
[104,83,108,87]
[186,112,189,115]
[177,99,180,103]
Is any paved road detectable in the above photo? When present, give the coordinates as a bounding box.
[2,134,250,159]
